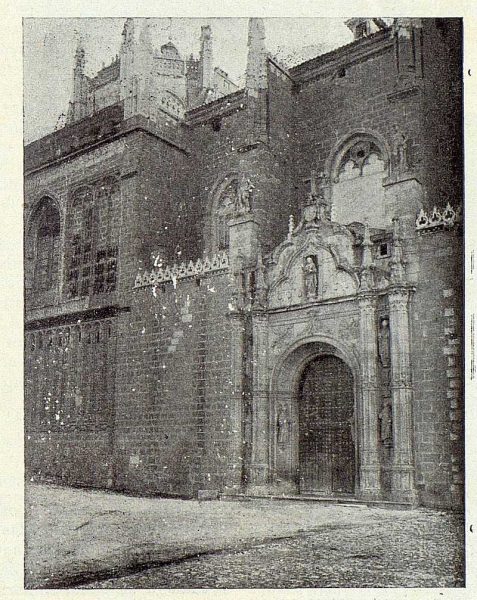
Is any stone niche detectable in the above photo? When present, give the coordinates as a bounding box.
[267,221,359,309]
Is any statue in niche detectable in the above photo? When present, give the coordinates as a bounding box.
[304,256,318,300]
[378,317,391,368]
[277,405,290,444]
[391,125,411,173]
[379,399,393,447]
[234,177,254,216]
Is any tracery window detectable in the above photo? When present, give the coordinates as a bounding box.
[331,138,387,228]
[215,180,238,250]
[31,200,61,293]
[66,178,119,299]
[66,187,94,298]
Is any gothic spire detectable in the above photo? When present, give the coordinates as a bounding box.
[74,36,85,70]
[245,18,267,96]
[139,18,153,52]
[121,18,135,49]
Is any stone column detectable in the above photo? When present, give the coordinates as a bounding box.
[247,310,270,493]
[358,293,382,499]
[388,286,418,504]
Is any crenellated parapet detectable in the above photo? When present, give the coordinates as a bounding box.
[134,250,229,289]
[415,203,461,233]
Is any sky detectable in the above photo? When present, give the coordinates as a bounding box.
[23,18,356,143]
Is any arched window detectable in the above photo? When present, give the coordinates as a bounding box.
[30,200,61,293]
[66,187,94,298]
[215,180,238,251]
[331,137,388,228]
[65,178,120,299]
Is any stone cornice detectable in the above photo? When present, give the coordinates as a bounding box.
[24,111,189,176]
[387,84,422,103]
[25,305,130,330]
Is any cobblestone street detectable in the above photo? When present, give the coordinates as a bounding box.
[26,484,464,589]
[82,507,464,589]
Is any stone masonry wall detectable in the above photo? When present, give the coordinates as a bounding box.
[112,270,240,496]
[421,19,463,212]
[411,229,463,508]
[290,39,423,212]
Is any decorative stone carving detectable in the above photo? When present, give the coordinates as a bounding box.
[415,202,461,233]
[254,250,268,308]
[234,176,254,216]
[287,215,295,240]
[308,170,330,220]
[389,218,407,285]
[276,404,291,445]
[378,317,391,368]
[270,325,294,353]
[134,250,229,289]
[359,221,375,291]
[303,201,318,224]
[304,256,318,300]
[336,140,385,182]
[391,125,411,174]
[379,398,393,447]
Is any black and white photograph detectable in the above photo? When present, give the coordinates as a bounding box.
[17,9,471,594]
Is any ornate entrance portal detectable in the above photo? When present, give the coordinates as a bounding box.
[298,355,355,495]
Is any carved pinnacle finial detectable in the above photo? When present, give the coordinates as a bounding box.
[139,18,153,51]
[361,219,374,269]
[74,35,85,69]
[288,215,295,240]
[245,18,267,96]
[255,248,268,308]
[310,170,318,196]
[121,18,135,46]
[392,216,401,241]
[390,217,406,284]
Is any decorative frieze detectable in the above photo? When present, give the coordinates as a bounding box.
[134,250,229,289]
[415,203,461,233]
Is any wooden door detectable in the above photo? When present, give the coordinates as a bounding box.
[298,355,355,495]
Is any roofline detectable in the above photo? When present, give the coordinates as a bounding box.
[290,27,392,83]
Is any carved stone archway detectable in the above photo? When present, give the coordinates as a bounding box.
[268,336,363,497]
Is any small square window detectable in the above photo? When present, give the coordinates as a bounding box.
[379,243,389,257]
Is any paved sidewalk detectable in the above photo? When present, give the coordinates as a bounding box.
[25,483,464,589]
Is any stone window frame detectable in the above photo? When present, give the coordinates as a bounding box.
[330,132,390,184]
[206,172,240,254]
[322,130,392,226]
[25,195,63,297]
[65,175,120,300]
[324,130,391,186]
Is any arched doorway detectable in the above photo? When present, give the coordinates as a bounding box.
[297,354,356,495]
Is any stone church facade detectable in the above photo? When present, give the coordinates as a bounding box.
[25,18,463,509]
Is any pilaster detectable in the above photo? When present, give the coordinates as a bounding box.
[226,308,247,493]
[388,285,418,504]
[247,310,270,492]
[357,293,382,499]
[383,173,423,231]
[228,213,260,271]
